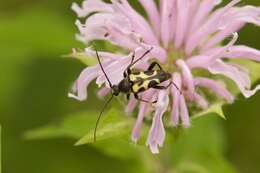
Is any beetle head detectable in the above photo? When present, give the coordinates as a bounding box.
[112,85,120,96]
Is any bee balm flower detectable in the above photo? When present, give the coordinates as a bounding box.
[70,0,260,153]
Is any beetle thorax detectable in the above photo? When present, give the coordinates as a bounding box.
[118,78,132,93]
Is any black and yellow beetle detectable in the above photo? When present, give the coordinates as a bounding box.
[93,44,180,141]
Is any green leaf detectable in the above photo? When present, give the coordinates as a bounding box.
[24,111,98,140]
[192,103,225,120]
[0,125,1,172]
[169,114,238,173]
[24,110,154,172]
[75,109,135,145]
[25,107,177,147]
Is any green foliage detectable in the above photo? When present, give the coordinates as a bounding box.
[0,125,1,173]
[25,109,238,173]
[192,103,225,120]
[169,114,237,173]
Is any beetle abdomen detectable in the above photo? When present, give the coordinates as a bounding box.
[129,70,171,93]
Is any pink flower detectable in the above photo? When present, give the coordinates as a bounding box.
[70,0,260,153]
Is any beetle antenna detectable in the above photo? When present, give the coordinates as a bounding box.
[128,47,153,69]
[94,94,114,142]
[170,81,183,95]
[93,43,113,88]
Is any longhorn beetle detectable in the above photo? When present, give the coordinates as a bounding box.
[93,44,181,141]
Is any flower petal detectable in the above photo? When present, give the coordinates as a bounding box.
[82,47,121,60]
[125,97,138,115]
[131,90,154,143]
[138,0,161,38]
[202,22,244,51]
[170,72,182,126]
[202,5,260,51]
[139,43,167,63]
[68,65,99,101]
[112,0,159,45]
[219,45,260,62]
[169,1,177,41]
[194,77,234,103]
[194,93,208,109]
[208,59,260,98]
[176,59,195,100]
[96,56,130,87]
[185,0,240,55]
[161,0,175,46]
[72,0,113,18]
[98,87,111,99]
[187,0,222,39]
[187,32,238,68]
[180,95,190,128]
[174,0,190,49]
[146,90,169,154]
[76,13,140,50]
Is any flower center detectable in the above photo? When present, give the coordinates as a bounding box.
[161,46,186,73]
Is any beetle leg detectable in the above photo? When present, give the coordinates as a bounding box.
[134,93,157,104]
[153,82,182,94]
[153,85,167,89]
[147,62,162,71]
[153,81,172,89]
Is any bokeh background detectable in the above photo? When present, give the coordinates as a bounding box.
[1,0,260,172]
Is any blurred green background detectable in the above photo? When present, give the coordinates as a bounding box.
[1,0,260,173]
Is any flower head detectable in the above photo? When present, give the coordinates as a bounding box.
[70,0,260,153]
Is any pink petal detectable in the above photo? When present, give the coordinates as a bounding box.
[179,95,190,128]
[146,90,169,154]
[96,56,130,87]
[138,0,161,38]
[194,93,208,109]
[186,55,210,69]
[131,90,154,143]
[174,0,190,49]
[139,43,167,63]
[125,97,138,115]
[194,77,234,103]
[221,6,260,27]
[169,1,177,41]
[186,0,200,32]
[98,87,111,99]
[187,0,222,39]
[185,0,241,55]
[170,72,182,126]
[208,59,260,98]
[82,48,122,60]
[112,0,159,45]
[161,0,175,46]
[187,32,238,68]
[202,22,244,51]
[72,1,113,18]
[76,13,140,50]
[219,45,260,62]
[68,65,99,101]
[176,59,195,100]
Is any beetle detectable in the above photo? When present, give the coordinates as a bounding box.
[93,44,180,141]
